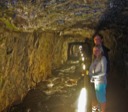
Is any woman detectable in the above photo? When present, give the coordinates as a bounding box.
[89,45,107,112]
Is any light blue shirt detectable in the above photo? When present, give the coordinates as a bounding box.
[89,56,107,84]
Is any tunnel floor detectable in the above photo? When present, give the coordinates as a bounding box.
[7,59,128,112]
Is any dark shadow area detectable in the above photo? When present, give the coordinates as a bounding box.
[95,0,128,33]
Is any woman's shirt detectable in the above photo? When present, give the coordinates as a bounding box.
[89,56,107,84]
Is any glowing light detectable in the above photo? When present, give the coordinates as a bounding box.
[83,64,86,70]
[92,69,95,74]
[82,57,85,61]
[77,88,87,112]
[81,53,84,57]
[79,45,82,50]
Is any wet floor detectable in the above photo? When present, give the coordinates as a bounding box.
[6,60,128,112]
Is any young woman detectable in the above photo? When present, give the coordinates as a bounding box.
[89,45,107,112]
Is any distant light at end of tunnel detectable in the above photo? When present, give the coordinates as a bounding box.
[79,45,82,50]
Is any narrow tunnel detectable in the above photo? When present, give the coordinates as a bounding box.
[0,0,128,112]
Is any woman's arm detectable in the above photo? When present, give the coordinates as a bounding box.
[88,63,94,77]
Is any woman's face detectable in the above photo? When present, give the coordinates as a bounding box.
[93,47,101,57]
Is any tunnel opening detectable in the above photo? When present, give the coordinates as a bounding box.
[68,42,85,60]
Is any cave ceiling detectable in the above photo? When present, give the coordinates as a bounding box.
[0,0,128,35]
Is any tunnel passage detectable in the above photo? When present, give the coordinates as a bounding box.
[67,38,92,70]
[0,0,128,111]
[67,42,85,60]
[6,43,93,112]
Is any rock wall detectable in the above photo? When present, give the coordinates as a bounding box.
[0,29,66,111]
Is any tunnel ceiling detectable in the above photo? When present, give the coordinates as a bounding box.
[0,0,128,34]
[0,0,108,32]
